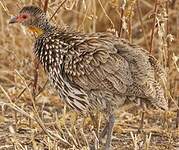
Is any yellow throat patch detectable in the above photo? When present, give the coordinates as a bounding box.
[28,27,44,36]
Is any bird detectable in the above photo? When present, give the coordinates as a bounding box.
[9,5,168,150]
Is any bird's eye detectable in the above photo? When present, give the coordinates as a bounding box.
[22,14,27,19]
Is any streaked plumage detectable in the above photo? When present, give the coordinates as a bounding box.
[34,29,167,112]
[9,5,168,149]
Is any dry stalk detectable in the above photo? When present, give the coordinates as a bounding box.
[97,0,115,29]
[150,0,158,53]
[118,0,126,37]
[49,0,68,21]
[136,0,149,50]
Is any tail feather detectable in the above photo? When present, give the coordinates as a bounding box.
[148,56,168,110]
[149,55,167,82]
[151,81,168,110]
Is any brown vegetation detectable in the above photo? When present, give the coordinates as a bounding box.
[0,0,178,149]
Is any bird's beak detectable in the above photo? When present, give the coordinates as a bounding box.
[9,16,18,24]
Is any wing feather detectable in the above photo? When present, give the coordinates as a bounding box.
[64,38,133,94]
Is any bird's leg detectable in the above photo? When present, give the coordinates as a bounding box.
[139,99,145,132]
[99,121,109,140]
[104,113,115,150]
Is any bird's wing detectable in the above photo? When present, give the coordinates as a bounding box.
[64,34,133,94]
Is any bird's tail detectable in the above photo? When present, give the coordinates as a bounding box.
[151,81,168,110]
[148,55,168,110]
[149,55,167,82]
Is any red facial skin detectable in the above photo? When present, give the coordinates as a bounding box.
[10,13,30,23]
[17,13,29,22]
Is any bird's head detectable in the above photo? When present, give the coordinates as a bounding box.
[9,5,49,35]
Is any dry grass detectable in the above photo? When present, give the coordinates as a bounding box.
[0,0,179,149]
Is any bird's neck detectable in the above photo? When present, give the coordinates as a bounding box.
[43,23,56,33]
[29,23,55,36]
